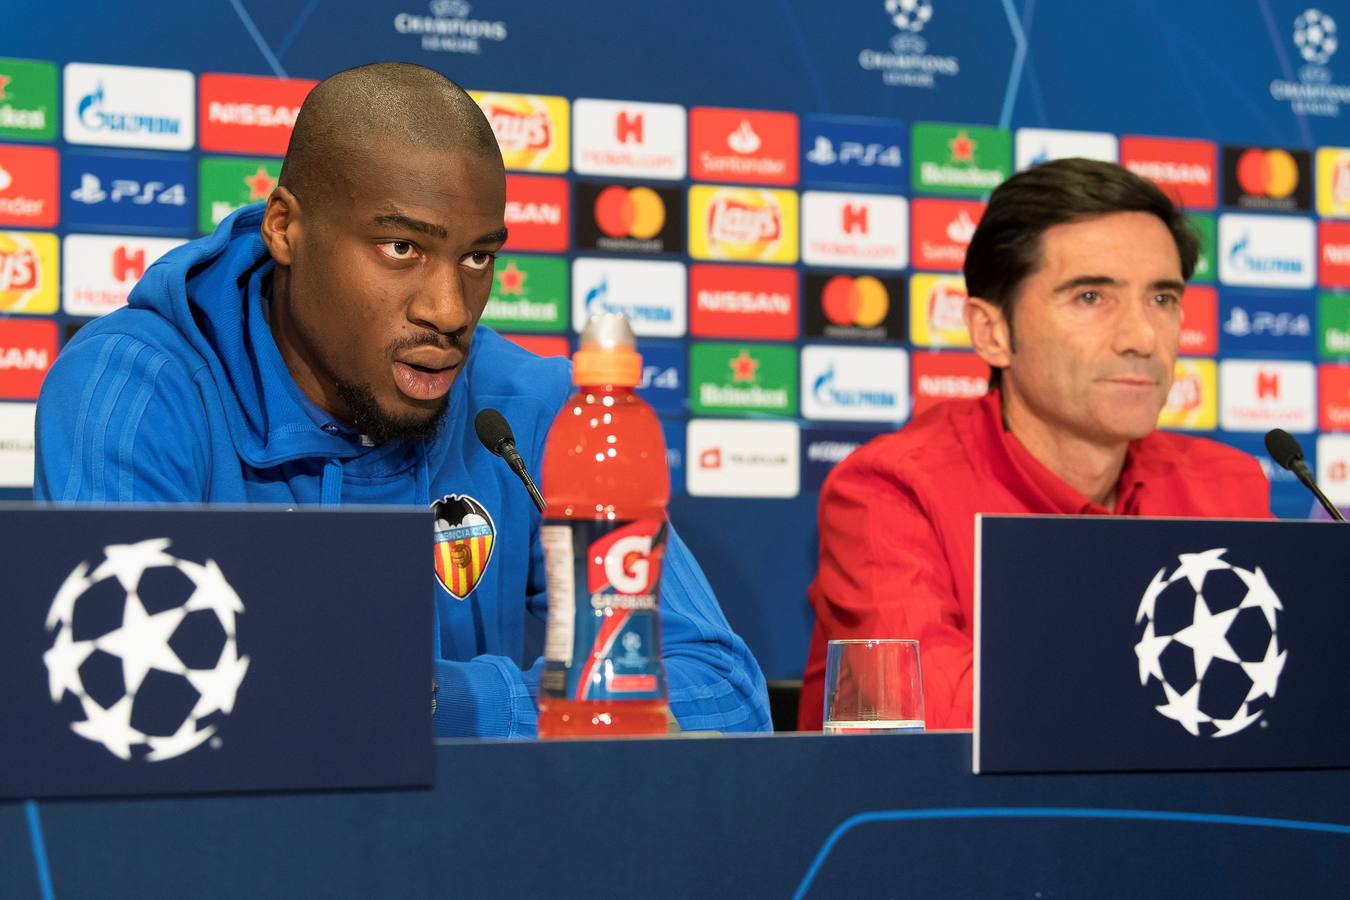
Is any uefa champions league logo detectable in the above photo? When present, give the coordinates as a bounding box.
[1295,8,1338,67]
[42,538,249,762]
[886,0,933,33]
[1134,549,1286,738]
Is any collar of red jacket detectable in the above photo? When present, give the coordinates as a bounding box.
[974,389,1150,516]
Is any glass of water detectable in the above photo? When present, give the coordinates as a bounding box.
[823,639,925,734]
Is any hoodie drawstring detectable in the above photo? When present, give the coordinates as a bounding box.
[320,459,343,506]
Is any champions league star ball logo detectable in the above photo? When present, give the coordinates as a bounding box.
[1295,8,1338,66]
[41,538,249,762]
[886,0,933,33]
[1134,549,1286,738]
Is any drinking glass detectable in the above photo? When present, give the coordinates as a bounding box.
[823,639,925,734]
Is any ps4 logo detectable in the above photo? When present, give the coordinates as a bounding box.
[806,136,902,169]
[1223,306,1311,338]
[70,173,186,207]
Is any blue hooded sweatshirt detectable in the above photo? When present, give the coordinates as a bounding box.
[35,204,771,738]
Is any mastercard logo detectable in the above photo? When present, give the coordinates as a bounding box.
[821,275,889,327]
[1235,148,1300,199]
[594,185,666,239]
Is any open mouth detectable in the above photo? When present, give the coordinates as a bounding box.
[393,360,457,401]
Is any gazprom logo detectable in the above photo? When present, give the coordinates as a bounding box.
[77,83,182,137]
[583,275,673,323]
[1217,214,1315,289]
[811,364,898,409]
[1227,233,1305,275]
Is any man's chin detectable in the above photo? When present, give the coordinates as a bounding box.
[336,381,449,445]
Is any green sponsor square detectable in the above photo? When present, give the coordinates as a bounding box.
[911,122,1011,196]
[1319,293,1350,358]
[1188,214,1216,283]
[0,58,57,141]
[689,341,797,417]
[198,157,282,234]
[481,254,567,333]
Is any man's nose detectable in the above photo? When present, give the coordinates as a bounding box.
[1113,297,1159,356]
[407,262,471,336]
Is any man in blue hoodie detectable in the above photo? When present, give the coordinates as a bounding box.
[35,62,770,738]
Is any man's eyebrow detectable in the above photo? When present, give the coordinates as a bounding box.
[1149,278,1187,294]
[473,227,509,245]
[1052,275,1122,292]
[371,213,447,239]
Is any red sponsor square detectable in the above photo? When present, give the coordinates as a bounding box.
[1179,285,1218,355]
[689,107,798,185]
[199,73,317,155]
[1321,221,1350,288]
[503,175,569,252]
[504,334,570,357]
[688,264,798,339]
[0,144,58,228]
[910,351,989,417]
[1320,365,1350,431]
[1119,136,1217,209]
[0,318,57,399]
[910,198,983,271]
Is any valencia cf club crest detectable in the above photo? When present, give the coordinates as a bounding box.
[432,494,496,599]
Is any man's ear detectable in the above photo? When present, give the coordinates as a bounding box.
[964,295,1013,371]
[260,186,301,266]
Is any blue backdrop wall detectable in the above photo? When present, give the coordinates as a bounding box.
[3,0,1350,680]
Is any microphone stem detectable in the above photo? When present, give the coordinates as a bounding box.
[1295,463,1346,522]
[504,450,546,513]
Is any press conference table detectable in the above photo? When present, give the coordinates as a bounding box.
[3,732,1349,898]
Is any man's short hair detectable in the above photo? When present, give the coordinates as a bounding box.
[963,158,1200,388]
[278,61,499,212]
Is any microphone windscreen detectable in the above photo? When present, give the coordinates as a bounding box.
[475,408,516,457]
[1264,428,1304,471]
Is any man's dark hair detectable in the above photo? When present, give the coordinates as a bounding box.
[963,157,1200,388]
[278,61,499,211]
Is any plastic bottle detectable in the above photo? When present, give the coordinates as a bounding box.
[537,313,672,738]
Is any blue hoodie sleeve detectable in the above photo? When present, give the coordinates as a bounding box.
[35,332,210,502]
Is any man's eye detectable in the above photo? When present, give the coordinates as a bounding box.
[1155,293,1180,307]
[464,251,496,271]
[378,241,417,260]
[1078,290,1100,304]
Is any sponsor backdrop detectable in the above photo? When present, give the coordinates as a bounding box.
[5,0,1350,680]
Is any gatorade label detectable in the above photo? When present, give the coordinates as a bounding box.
[540,518,668,701]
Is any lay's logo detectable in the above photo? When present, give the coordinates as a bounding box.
[470,91,569,172]
[1159,358,1217,431]
[908,273,970,347]
[689,185,798,264]
[0,230,57,314]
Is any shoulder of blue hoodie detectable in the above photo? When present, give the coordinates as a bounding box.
[35,204,771,736]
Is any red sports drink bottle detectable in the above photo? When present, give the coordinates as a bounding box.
[537,313,672,738]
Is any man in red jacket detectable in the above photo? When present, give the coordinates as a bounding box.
[799,159,1272,731]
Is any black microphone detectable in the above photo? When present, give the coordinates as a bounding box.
[1265,428,1345,522]
[475,408,545,513]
